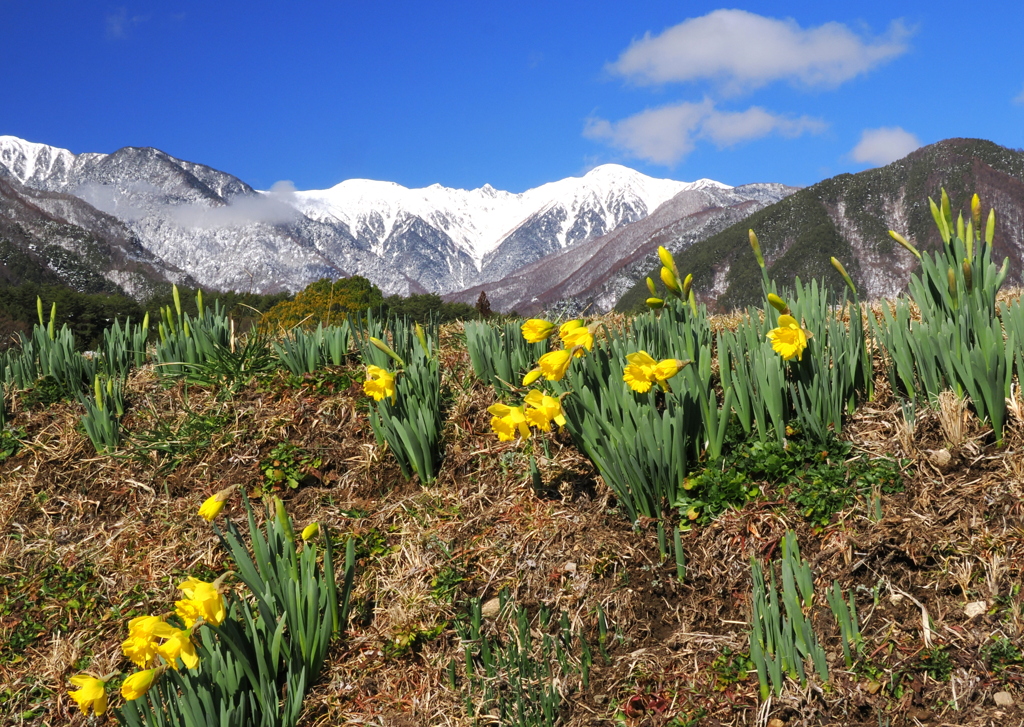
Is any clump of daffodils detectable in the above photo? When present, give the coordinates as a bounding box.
[488,390,567,441]
[68,497,236,711]
[118,575,227,696]
[519,318,595,384]
[622,351,688,393]
[646,246,694,311]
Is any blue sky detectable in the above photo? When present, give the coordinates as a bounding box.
[2,1,1023,192]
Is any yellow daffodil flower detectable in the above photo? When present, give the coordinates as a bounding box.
[197,485,237,521]
[488,403,531,441]
[198,494,225,521]
[623,352,685,393]
[175,578,226,628]
[68,674,108,716]
[653,358,684,382]
[536,349,573,381]
[557,319,584,339]
[363,365,396,402]
[301,522,320,540]
[521,319,556,343]
[157,628,199,670]
[623,351,658,393]
[560,324,593,354]
[121,669,158,701]
[766,314,809,361]
[523,390,566,431]
[122,615,178,667]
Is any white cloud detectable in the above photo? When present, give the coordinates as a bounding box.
[849,127,921,166]
[701,106,826,147]
[584,101,825,166]
[608,10,910,94]
[105,7,148,39]
[77,180,300,228]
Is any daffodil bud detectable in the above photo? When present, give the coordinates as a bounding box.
[681,273,693,299]
[830,257,857,297]
[947,266,958,303]
[658,245,676,275]
[646,277,657,296]
[941,188,952,229]
[122,669,159,701]
[274,497,295,542]
[986,208,996,245]
[142,311,150,331]
[929,197,950,243]
[767,293,789,315]
[197,288,204,318]
[523,368,543,386]
[369,336,406,367]
[521,319,556,343]
[962,259,973,292]
[971,193,982,231]
[749,229,765,268]
[48,302,56,340]
[36,296,44,326]
[660,266,681,295]
[198,485,237,521]
[414,322,428,354]
[94,375,103,410]
[301,522,320,540]
[646,297,665,310]
[956,211,965,244]
[173,284,182,316]
[889,230,921,259]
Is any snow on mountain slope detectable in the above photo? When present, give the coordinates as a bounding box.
[0,134,751,299]
[292,164,723,268]
[446,182,796,315]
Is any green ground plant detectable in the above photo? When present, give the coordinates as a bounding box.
[451,592,608,727]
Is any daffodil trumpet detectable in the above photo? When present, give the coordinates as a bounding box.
[766,314,812,361]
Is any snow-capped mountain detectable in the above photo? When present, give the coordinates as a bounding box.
[293,164,726,292]
[445,182,797,315]
[0,135,780,301]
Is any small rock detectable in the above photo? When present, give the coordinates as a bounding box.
[927,448,952,467]
[889,593,904,606]
[480,597,501,619]
[965,600,988,618]
[863,680,883,695]
[563,561,577,575]
[994,691,1014,707]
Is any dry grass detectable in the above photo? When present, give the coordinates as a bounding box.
[1,317,1024,727]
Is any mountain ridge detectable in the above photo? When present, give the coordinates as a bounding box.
[1,135,762,299]
[616,138,1024,313]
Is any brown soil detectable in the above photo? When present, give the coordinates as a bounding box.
[1,323,1023,727]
